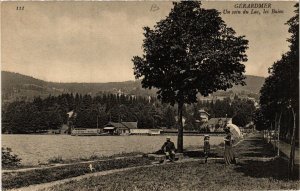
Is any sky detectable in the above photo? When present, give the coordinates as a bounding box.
[1,1,297,82]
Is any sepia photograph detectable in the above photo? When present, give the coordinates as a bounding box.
[1,1,299,190]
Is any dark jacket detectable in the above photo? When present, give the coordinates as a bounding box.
[204,140,210,153]
[161,141,176,152]
[225,134,232,146]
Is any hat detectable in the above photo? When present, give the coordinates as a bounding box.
[166,137,171,140]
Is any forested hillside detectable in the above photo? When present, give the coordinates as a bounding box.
[2,71,265,104]
[2,93,255,133]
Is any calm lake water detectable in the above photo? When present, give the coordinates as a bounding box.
[2,135,224,165]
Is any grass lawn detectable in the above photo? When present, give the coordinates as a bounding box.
[2,157,152,190]
[3,133,298,190]
[43,158,300,191]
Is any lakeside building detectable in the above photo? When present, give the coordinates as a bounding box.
[71,128,101,136]
[130,128,163,135]
[199,109,210,122]
[149,129,163,135]
[201,118,233,132]
[103,121,138,135]
[130,128,149,135]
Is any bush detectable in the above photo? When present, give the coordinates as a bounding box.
[48,156,64,164]
[2,147,21,168]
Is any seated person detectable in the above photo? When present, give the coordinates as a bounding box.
[161,137,176,161]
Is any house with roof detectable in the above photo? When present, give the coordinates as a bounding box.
[103,121,138,135]
[199,109,210,122]
[201,117,232,132]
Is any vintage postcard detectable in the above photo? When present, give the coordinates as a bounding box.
[1,1,299,190]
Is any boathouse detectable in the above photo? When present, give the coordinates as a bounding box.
[103,121,138,135]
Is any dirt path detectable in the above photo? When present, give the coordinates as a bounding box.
[9,165,152,191]
[271,140,300,165]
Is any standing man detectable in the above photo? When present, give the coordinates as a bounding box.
[161,137,176,162]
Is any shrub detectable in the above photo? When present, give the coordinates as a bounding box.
[48,156,64,164]
[2,147,21,168]
[89,154,100,160]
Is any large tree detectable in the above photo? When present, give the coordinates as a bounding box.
[259,3,298,178]
[133,1,248,152]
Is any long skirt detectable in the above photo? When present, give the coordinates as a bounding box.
[224,145,236,165]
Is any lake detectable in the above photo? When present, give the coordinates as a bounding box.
[2,135,224,165]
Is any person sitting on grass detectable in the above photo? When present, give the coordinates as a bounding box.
[203,135,210,163]
[161,137,176,162]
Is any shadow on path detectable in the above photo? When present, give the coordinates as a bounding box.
[183,150,221,158]
[234,133,277,158]
[234,157,299,180]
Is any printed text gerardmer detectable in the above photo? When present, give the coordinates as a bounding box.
[234,3,272,9]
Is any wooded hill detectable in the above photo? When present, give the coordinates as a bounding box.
[2,71,265,103]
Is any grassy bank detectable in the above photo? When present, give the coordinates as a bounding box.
[46,152,145,164]
[43,158,300,191]
[2,156,152,190]
[2,152,144,170]
[3,133,293,190]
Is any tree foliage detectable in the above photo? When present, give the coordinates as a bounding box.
[133,1,248,152]
[256,3,299,178]
[133,1,248,105]
[2,92,256,134]
[2,93,178,133]
[258,3,299,139]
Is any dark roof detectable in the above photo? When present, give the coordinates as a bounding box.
[199,109,210,116]
[122,122,138,129]
[104,121,138,129]
[105,122,126,128]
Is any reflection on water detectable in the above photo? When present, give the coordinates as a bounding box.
[2,135,223,165]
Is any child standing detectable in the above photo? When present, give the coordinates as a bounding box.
[203,135,210,163]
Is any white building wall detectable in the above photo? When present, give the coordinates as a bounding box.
[130,129,150,135]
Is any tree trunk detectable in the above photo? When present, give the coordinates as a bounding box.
[177,101,184,153]
[273,115,277,151]
[289,108,296,179]
[268,125,272,143]
[277,112,282,157]
[97,115,99,129]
